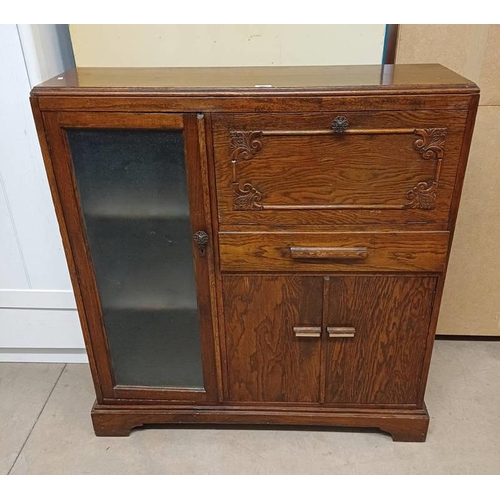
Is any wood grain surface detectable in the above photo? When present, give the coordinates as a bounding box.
[32,64,477,94]
[223,275,323,402]
[213,111,467,227]
[35,94,475,114]
[91,401,430,441]
[219,231,449,272]
[325,276,436,404]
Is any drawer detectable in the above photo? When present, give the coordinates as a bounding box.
[219,231,449,272]
[212,111,468,228]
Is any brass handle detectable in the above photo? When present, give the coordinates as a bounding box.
[293,326,321,338]
[332,116,349,133]
[327,326,356,338]
[193,230,209,257]
[290,247,368,260]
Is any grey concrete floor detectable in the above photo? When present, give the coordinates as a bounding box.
[1,340,499,474]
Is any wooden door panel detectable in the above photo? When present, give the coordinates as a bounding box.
[325,276,436,405]
[223,275,323,403]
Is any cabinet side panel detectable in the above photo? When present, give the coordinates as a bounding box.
[31,104,110,399]
[416,94,480,403]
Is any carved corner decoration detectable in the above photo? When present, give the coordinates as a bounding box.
[413,128,446,160]
[230,131,264,210]
[230,131,263,161]
[406,181,438,210]
[405,128,447,210]
[233,182,263,211]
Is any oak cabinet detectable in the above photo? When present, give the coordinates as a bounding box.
[31,64,479,441]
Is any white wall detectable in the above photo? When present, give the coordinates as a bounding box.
[69,25,386,67]
[0,24,86,362]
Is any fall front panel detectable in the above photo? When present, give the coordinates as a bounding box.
[212,111,467,227]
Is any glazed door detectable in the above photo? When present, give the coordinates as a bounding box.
[223,275,323,402]
[44,112,218,402]
[324,276,436,406]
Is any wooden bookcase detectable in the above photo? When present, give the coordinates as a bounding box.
[31,64,479,441]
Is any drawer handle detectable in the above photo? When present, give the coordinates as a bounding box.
[293,326,321,338]
[289,247,368,260]
[332,116,349,133]
[327,326,356,338]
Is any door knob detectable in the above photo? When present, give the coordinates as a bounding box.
[193,231,209,257]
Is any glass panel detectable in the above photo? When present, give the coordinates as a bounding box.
[66,129,204,388]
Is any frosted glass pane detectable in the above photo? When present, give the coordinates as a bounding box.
[66,128,204,388]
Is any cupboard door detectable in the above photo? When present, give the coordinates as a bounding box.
[44,112,218,402]
[223,275,323,403]
[324,276,436,405]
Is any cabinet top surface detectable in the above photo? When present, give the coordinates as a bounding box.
[32,64,478,96]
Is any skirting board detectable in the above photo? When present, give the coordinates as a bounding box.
[0,290,84,362]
